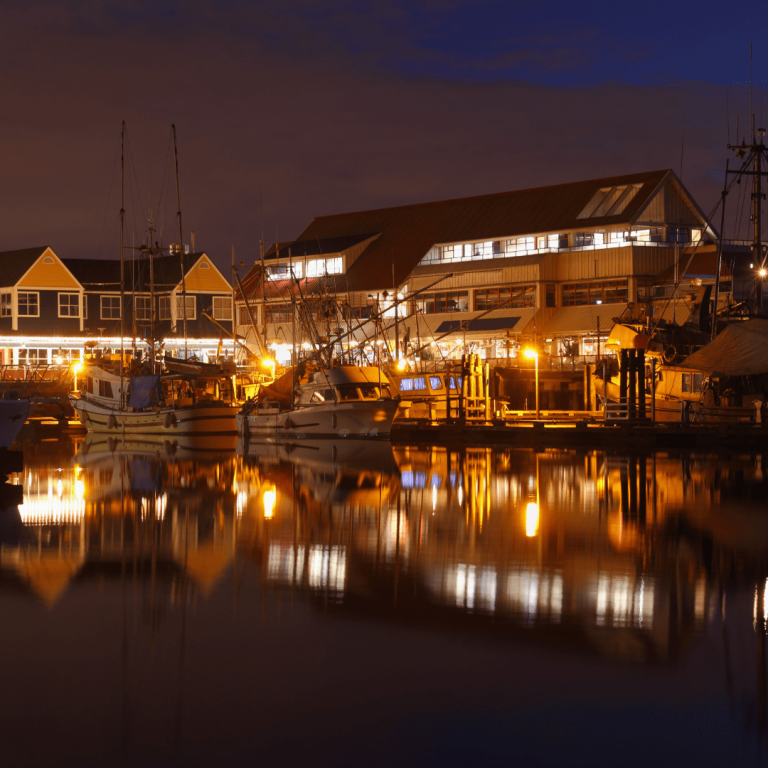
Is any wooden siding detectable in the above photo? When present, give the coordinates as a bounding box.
[18,250,80,289]
[634,180,702,227]
[184,255,231,292]
[554,246,633,281]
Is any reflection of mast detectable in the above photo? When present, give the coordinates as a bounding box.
[120,122,125,402]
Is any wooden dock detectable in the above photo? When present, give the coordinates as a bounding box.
[391,419,768,450]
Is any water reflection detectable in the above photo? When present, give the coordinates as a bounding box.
[1,433,768,762]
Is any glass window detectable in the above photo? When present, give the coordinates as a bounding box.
[399,378,414,392]
[562,280,627,306]
[693,373,704,392]
[475,285,534,311]
[175,295,196,320]
[546,285,556,308]
[159,296,171,321]
[18,292,39,317]
[58,293,79,318]
[98,380,114,398]
[413,377,427,391]
[668,227,690,243]
[416,290,469,314]
[19,348,46,364]
[134,296,151,320]
[265,303,292,324]
[428,376,444,390]
[1,293,11,317]
[359,384,380,399]
[337,385,360,401]
[213,296,232,320]
[681,373,691,393]
[100,295,121,320]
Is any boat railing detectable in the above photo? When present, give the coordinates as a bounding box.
[0,364,74,399]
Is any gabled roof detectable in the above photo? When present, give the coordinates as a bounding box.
[0,246,54,286]
[295,170,690,290]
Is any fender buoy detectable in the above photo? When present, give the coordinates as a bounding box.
[662,345,678,365]
[107,414,117,430]
[164,440,177,456]
[107,437,116,453]
[163,412,176,429]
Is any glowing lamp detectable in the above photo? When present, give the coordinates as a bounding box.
[760,269,767,277]
[524,348,537,359]
[263,487,276,519]
[397,358,407,371]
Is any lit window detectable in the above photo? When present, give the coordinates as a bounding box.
[175,295,196,320]
[18,292,39,317]
[213,296,232,320]
[134,296,152,320]
[100,295,121,320]
[1,293,11,317]
[547,234,568,249]
[573,232,605,247]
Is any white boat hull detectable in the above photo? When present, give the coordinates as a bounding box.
[237,400,399,440]
[71,397,238,435]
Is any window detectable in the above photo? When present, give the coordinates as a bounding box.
[175,295,196,320]
[681,373,692,393]
[83,296,88,319]
[668,227,690,243]
[0,293,11,317]
[18,348,46,364]
[428,376,444,390]
[238,306,254,325]
[416,290,469,314]
[199,262,210,269]
[306,257,343,277]
[100,295,121,320]
[213,296,232,320]
[134,296,151,321]
[159,296,171,320]
[573,232,605,247]
[399,378,414,392]
[58,293,80,318]
[577,184,643,219]
[505,237,535,255]
[546,284,556,308]
[42,255,55,264]
[475,285,535,311]
[265,303,293,324]
[98,380,113,398]
[87,376,93,394]
[412,377,427,391]
[267,262,303,279]
[548,234,568,249]
[562,280,628,306]
[18,292,39,317]
[634,228,662,242]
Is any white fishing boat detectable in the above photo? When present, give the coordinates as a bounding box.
[237,365,399,440]
[70,362,239,435]
[0,396,34,449]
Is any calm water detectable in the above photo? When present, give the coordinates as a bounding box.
[2,429,768,767]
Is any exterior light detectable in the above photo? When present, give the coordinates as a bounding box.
[596,300,602,305]
[761,269,767,277]
[73,362,83,390]
[55,355,63,365]
[524,348,537,359]
[397,358,407,371]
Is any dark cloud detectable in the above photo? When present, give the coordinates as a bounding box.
[0,2,741,272]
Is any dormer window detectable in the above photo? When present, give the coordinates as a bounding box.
[577,184,643,219]
[42,256,55,264]
[199,262,210,269]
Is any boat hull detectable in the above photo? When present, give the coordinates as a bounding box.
[0,399,34,449]
[237,399,399,440]
[71,397,238,435]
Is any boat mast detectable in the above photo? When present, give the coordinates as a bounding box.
[172,124,188,358]
[148,192,157,375]
[120,121,125,402]
[711,160,729,339]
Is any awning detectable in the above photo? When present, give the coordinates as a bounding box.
[680,319,768,377]
[435,316,524,333]
[543,304,629,335]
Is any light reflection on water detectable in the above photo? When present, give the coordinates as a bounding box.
[1,432,768,765]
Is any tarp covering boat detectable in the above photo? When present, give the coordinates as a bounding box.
[128,375,161,408]
[680,319,768,377]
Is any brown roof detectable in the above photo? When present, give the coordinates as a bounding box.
[295,170,676,291]
[656,248,733,282]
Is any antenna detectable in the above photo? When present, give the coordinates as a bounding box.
[751,43,754,140]
[171,124,188,358]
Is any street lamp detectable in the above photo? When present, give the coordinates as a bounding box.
[524,348,539,419]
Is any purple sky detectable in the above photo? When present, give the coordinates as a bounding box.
[1,1,763,271]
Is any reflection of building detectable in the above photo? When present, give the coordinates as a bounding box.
[0,446,239,606]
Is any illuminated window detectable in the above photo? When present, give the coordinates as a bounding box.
[134,296,151,320]
[1,293,11,317]
[158,296,171,320]
[18,292,39,317]
[475,284,534,311]
[547,234,569,249]
[412,377,427,391]
[100,295,120,320]
[416,290,469,314]
[267,262,303,279]
[19,348,46,364]
[175,295,196,320]
[306,257,342,277]
[505,237,535,255]
[213,296,232,320]
[428,376,444,390]
[573,232,605,247]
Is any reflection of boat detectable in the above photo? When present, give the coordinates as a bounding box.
[237,365,399,439]
[0,396,34,449]
[76,430,238,463]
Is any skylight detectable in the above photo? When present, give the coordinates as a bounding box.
[577,184,643,219]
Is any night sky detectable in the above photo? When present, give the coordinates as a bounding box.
[2,1,766,271]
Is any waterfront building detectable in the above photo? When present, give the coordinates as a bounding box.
[235,169,750,366]
[0,246,235,367]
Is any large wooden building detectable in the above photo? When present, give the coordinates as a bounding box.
[235,169,738,365]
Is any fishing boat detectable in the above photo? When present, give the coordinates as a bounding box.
[0,395,34,449]
[237,364,399,440]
